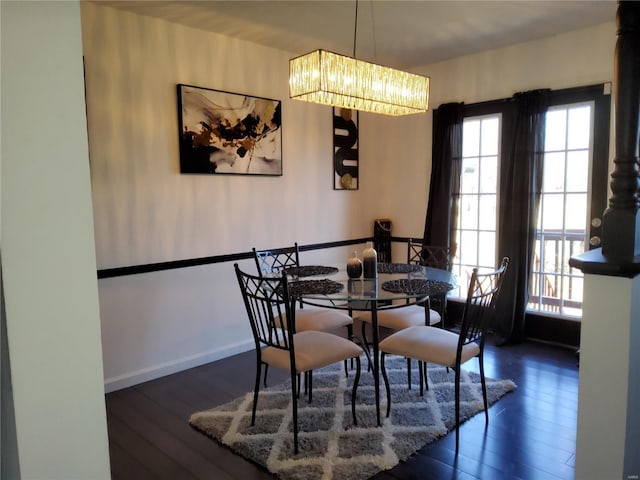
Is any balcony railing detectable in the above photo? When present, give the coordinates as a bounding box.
[528,229,585,316]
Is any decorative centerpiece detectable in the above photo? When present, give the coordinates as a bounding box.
[362,241,378,279]
[347,252,363,278]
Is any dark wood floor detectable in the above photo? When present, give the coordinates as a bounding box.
[105,334,579,480]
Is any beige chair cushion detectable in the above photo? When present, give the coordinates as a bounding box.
[359,304,441,330]
[379,326,480,368]
[262,330,363,373]
[294,307,353,332]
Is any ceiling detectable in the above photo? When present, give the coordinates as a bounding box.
[100,0,617,69]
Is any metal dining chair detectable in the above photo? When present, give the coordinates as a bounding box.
[252,244,355,388]
[358,240,451,387]
[379,257,509,452]
[359,240,450,332]
[234,264,363,454]
[407,240,452,326]
[252,243,354,336]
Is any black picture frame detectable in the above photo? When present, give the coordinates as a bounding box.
[333,107,359,190]
[177,84,282,176]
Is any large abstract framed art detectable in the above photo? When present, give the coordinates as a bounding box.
[333,107,359,190]
[177,84,282,175]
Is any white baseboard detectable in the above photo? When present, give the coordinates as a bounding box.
[103,340,254,393]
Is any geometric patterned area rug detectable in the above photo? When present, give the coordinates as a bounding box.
[189,355,516,480]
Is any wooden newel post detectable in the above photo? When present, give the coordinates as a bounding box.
[601,1,640,261]
[571,0,640,275]
[559,4,639,479]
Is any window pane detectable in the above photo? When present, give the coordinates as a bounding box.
[565,194,587,230]
[564,237,585,273]
[480,117,499,156]
[566,150,589,192]
[541,193,564,230]
[459,231,478,265]
[536,204,542,230]
[543,238,561,273]
[533,239,542,272]
[478,195,496,230]
[545,109,567,151]
[460,195,478,229]
[543,152,566,192]
[531,101,595,318]
[456,114,500,300]
[480,156,497,193]
[567,105,591,150]
[463,120,480,157]
[478,231,495,268]
[461,158,479,193]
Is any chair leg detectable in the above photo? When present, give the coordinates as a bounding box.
[263,364,269,387]
[347,324,354,370]
[308,370,313,403]
[381,352,392,417]
[441,299,447,329]
[455,367,460,453]
[407,357,412,390]
[423,361,429,391]
[479,353,489,422]
[351,355,361,426]
[418,361,424,396]
[351,334,373,372]
[252,359,263,425]
[361,322,372,372]
[290,368,299,454]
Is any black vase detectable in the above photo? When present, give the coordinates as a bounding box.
[347,252,363,279]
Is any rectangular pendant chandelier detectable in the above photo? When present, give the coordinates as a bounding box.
[289,49,429,116]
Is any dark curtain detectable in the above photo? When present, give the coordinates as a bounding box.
[423,103,464,256]
[494,90,549,343]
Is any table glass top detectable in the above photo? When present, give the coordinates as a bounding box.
[287,262,457,304]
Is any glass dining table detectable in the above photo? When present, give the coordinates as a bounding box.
[284,262,457,426]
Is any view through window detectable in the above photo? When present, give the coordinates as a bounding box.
[528,103,593,317]
[452,104,594,320]
[451,114,499,297]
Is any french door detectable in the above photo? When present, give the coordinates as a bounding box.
[452,84,610,343]
[528,88,610,323]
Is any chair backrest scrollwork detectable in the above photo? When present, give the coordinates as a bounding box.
[252,243,301,276]
[407,239,451,271]
[234,263,294,353]
[458,257,509,351]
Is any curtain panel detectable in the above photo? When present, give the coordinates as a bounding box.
[494,90,549,343]
[424,92,549,343]
[423,103,464,256]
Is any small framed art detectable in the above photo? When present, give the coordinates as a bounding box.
[177,84,282,175]
[333,107,359,190]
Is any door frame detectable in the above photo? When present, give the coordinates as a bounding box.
[524,83,611,347]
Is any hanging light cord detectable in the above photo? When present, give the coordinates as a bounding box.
[370,0,377,63]
[352,0,378,62]
[353,0,359,59]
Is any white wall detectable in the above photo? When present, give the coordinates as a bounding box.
[81,3,381,390]
[1,1,110,478]
[82,3,369,268]
[417,22,615,106]
[82,2,619,391]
